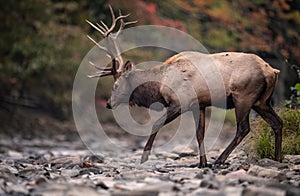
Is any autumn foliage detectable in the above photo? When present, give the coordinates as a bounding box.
[0,0,299,118]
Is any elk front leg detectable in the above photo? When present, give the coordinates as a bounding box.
[140,106,181,164]
[193,107,207,168]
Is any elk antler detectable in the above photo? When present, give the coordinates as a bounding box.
[86,5,137,80]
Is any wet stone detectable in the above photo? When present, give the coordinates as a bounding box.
[0,163,18,174]
[243,186,286,196]
[284,155,300,165]
[60,168,80,178]
[1,125,300,195]
[31,183,102,196]
[190,188,223,196]
[247,165,281,178]
[0,168,18,183]
[120,170,156,180]
[83,154,104,163]
[155,152,180,160]
[111,190,159,196]
[199,179,220,189]
[291,164,300,171]
[79,166,103,176]
[6,181,29,195]
[172,146,197,157]
[257,158,280,167]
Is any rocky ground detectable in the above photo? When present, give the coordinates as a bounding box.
[0,108,299,195]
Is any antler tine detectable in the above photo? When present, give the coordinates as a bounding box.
[103,4,117,37]
[124,20,138,26]
[102,5,130,37]
[86,35,114,58]
[87,5,137,79]
[88,61,113,78]
[88,71,112,78]
[86,19,105,35]
[96,22,108,33]
[113,10,138,73]
[113,9,137,38]
[99,20,109,31]
[89,61,112,71]
[114,9,126,38]
[108,4,116,23]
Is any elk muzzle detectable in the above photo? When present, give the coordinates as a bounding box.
[106,99,112,109]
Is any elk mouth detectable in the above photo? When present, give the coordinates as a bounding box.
[106,100,112,109]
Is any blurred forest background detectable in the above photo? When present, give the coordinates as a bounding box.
[0,0,299,122]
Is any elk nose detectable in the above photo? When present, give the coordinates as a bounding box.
[106,99,112,109]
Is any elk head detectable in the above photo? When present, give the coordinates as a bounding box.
[86,5,137,108]
[106,61,135,109]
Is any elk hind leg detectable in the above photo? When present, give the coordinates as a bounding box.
[252,102,283,162]
[215,103,251,164]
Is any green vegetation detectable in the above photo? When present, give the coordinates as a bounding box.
[0,0,108,118]
[0,0,299,121]
[247,71,300,159]
[247,107,300,159]
[286,70,300,109]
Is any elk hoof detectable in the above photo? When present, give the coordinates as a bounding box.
[140,150,150,164]
[214,158,224,165]
[198,162,211,168]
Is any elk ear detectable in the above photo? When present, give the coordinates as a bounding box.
[124,61,135,72]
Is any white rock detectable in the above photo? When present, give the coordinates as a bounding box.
[248,165,281,178]
[224,187,243,196]
[291,164,300,171]
[7,150,23,158]
[172,146,196,157]
[60,168,80,177]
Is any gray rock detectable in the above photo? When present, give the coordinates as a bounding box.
[284,155,300,164]
[155,152,180,160]
[285,171,296,179]
[267,184,300,196]
[224,187,244,196]
[247,165,281,178]
[199,179,220,189]
[5,181,29,195]
[1,124,300,196]
[0,179,5,194]
[79,166,103,175]
[83,154,104,163]
[180,179,202,192]
[111,190,159,196]
[257,158,280,167]
[120,170,156,180]
[225,169,269,185]
[50,156,81,168]
[0,168,18,183]
[0,163,18,174]
[190,188,224,196]
[31,183,101,196]
[7,150,23,158]
[19,168,46,180]
[291,164,300,171]
[60,168,80,177]
[257,158,289,169]
[169,168,204,182]
[172,146,196,157]
[243,186,285,196]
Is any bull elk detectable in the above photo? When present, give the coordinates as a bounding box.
[86,6,283,167]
